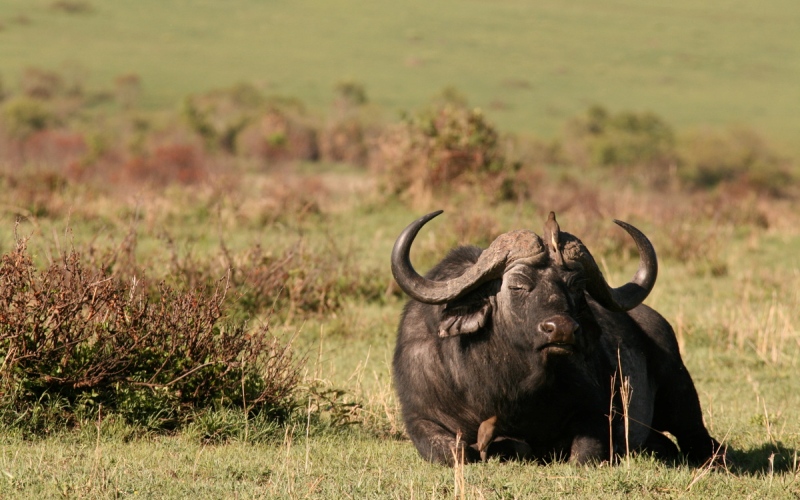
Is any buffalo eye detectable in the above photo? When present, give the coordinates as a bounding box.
[565,273,588,293]
[506,280,533,293]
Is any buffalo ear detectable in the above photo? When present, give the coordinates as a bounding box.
[438,296,494,337]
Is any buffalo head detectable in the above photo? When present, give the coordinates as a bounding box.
[392,210,656,353]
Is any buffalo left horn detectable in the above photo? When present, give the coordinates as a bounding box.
[577,219,658,312]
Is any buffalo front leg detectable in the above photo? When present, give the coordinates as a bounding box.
[569,434,607,464]
[567,415,609,464]
[406,419,480,465]
[473,416,533,462]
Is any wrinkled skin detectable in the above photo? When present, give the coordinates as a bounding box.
[392,215,723,466]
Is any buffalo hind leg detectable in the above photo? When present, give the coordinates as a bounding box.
[641,430,680,462]
[406,419,479,465]
[652,370,726,465]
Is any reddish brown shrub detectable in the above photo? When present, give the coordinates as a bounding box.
[121,143,207,185]
[0,236,302,430]
[21,129,87,169]
[319,117,367,165]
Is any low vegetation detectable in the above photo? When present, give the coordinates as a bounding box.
[0,70,798,497]
[0,235,302,435]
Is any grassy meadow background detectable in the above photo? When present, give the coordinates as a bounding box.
[1,0,799,497]
[1,0,799,144]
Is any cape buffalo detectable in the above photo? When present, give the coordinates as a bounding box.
[391,210,724,465]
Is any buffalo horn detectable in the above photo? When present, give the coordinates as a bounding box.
[391,211,510,304]
[581,220,658,312]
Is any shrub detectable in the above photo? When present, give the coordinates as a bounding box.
[678,126,792,195]
[114,73,142,109]
[236,107,318,163]
[563,105,677,171]
[0,236,303,433]
[369,100,517,206]
[319,116,368,165]
[161,234,388,321]
[20,67,65,100]
[2,97,56,138]
[183,83,266,153]
[50,1,93,14]
[20,129,88,171]
[122,142,207,185]
[333,80,368,109]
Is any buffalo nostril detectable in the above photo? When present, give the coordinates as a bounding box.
[538,316,580,342]
[540,321,557,335]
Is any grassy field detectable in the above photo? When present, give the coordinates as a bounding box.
[1,163,800,497]
[1,1,800,498]
[0,0,798,146]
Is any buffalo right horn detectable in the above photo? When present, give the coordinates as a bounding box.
[391,211,545,304]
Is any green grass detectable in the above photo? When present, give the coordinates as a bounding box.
[2,172,800,498]
[2,2,800,496]
[1,0,799,147]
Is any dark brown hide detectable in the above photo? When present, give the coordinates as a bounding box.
[392,211,723,466]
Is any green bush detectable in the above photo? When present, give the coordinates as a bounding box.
[334,80,368,109]
[678,126,791,194]
[182,83,266,153]
[2,97,56,137]
[563,105,677,169]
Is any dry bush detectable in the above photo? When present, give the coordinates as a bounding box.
[159,234,386,321]
[1,97,57,138]
[506,135,564,169]
[50,1,93,14]
[13,128,87,170]
[256,173,328,222]
[114,73,142,109]
[121,142,208,185]
[181,84,318,163]
[318,117,368,166]
[369,103,517,208]
[0,167,73,220]
[511,180,739,275]
[317,80,375,166]
[20,67,65,100]
[236,108,318,164]
[0,235,302,432]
